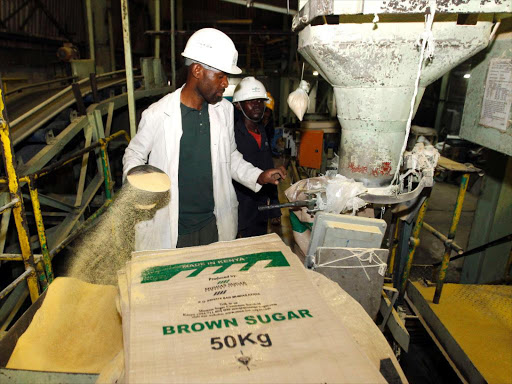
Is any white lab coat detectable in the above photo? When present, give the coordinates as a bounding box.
[122,87,263,250]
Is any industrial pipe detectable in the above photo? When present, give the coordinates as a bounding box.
[120,0,137,138]
[258,200,316,211]
[155,0,161,59]
[423,222,464,255]
[10,70,129,130]
[0,130,130,186]
[86,0,95,63]
[0,267,34,301]
[432,233,512,267]
[10,77,88,128]
[0,198,19,214]
[170,0,176,90]
[17,130,130,182]
[5,77,76,97]
[0,253,42,262]
[220,0,297,15]
[108,2,116,71]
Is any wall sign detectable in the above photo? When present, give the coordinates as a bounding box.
[479,58,512,132]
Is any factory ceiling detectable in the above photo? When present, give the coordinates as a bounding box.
[0,0,301,77]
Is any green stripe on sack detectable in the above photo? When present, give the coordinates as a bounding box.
[141,251,290,284]
[289,211,312,233]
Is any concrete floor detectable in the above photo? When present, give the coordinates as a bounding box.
[412,181,478,283]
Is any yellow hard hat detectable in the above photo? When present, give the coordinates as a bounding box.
[265,92,275,110]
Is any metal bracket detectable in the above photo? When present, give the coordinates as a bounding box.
[379,286,398,331]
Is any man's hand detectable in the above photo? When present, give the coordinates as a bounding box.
[257,166,287,185]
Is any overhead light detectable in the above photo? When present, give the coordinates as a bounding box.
[464,74,471,79]
[313,71,319,76]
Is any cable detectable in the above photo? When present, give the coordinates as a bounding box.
[390,0,437,187]
[432,233,512,267]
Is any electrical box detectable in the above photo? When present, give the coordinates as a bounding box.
[71,59,95,80]
[298,130,323,169]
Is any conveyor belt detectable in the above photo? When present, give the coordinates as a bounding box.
[6,86,68,120]
[8,76,137,146]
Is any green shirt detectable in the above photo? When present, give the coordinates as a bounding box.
[178,102,215,235]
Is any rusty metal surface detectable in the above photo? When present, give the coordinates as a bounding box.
[298,21,492,185]
[293,0,333,31]
[293,0,512,31]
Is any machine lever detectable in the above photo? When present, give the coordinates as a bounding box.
[258,200,316,211]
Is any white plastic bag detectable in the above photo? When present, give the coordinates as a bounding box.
[287,80,310,121]
[285,174,367,214]
[284,176,327,203]
[325,174,367,214]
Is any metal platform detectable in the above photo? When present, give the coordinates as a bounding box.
[407,281,512,384]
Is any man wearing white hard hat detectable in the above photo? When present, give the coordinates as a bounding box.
[123,28,286,250]
[232,77,284,237]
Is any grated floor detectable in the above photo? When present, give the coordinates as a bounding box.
[413,282,512,384]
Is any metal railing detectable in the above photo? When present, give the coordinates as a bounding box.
[0,59,169,328]
[0,129,130,303]
[393,171,471,304]
[0,131,130,301]
[1,77,132,304]
[5,76,76,97]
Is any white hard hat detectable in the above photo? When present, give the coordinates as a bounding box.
[182,28,242,75]
[232,77,269,103]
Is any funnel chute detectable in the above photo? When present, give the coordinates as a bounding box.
[298,19,493,186]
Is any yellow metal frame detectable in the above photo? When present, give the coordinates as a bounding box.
[432,173,470,304]
[387,216,400,275]
[392,156,475,304]
[27,177,54,284]
[398,198,429,299]
[0,80,130,304]
[0,85,40,303]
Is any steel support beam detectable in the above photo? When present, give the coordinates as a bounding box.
[120,0,137,138]
[170,0,176,90]
[86,0,95,62]
[0,82,40,303]
[19,4,37,31]
[33,0,74,42]
[107,1,116,71]
[154,0,161,59]
[221,0,297,15]
[1,0,31,26]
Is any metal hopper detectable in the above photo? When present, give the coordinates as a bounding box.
[293,0,510,190]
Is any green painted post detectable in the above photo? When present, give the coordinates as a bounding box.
[28,178,53,284]
[100,143,113,201]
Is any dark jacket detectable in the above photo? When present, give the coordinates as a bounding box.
[233,113,281,236]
